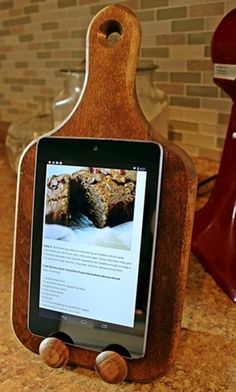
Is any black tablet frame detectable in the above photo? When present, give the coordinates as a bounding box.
[28,137,163,359]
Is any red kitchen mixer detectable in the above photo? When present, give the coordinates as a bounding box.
[192,8,236,302]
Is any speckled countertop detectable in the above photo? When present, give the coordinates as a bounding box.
[0,144,236,392]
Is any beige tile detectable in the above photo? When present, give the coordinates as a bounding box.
[153,72,169,82]
[19,33,33,42]
[23,69,37,78]
[200,123,227,138]
[3,15,31,28]
[157,6,187,20]
[170,45,203,59]
[60,59,84,69]
[218,112,230,125]
[52,30,69,39]
[187,59,212,71]
[0,1,13,11]
[187,85,218,98]
[141,0,168,7]
[142,47,169,58]
[168,129,183,141]
[36,51,52,59]
[156,33,186,45]
[205,15,224,30]
[24,4,39,14]
[71,50,85,58]
[156,58,186,71]
[184,108,218,124]
[58,0,77,8]
[141,34,155,46]
[172,18,204,32]
[226,0,236,11]
[141,20,171,34]
[26,102,38,110]
[30,78,46,86]
[90,3,110,15]
[170,96,200,108]
[169,106,185,119]
[33,94,53,103]
[52,50,71,59]
[28,42,43,51]
[190,2,224,17]
[31,9,64,23]
[204,45,211,57]
[0,29,10,37]
[39,1,57,12]
[170,0,205,3]
[171,72,201,83]
[11,85,24,93]
[44,60,61,68]
[157,82,184,95]
[0,0,232,164]
[60,40,84,50]
[183,132,216,148]
[9,25,25,35]
[135,9,154,21]
[79,0,99,5]
[202,97,232,112]
[202,71,214,84]
[9,8,22,17]
[188,31,212,45]
[220,89,230,99]
[217,137,225,149]
[42,21,58,30]
[170,119,199,133]
[67,6,89,18]
[44,41,60,50]
[60,16,91,29]
[15,61,28,68]
[39,86,55,95]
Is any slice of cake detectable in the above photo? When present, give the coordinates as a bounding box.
[71,168,136,228]
[45,174,70,225]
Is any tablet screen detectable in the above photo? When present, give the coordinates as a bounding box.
[29,137,163,358]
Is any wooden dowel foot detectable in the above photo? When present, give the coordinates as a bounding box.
[39,337,69,368]
[95,350,128,384]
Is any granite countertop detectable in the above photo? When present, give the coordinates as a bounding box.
[0,144,236,392]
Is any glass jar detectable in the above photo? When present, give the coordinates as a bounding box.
[51,68,84,128]
[136,63,168,139]
[5,112,53,173]
[51,62,168,137]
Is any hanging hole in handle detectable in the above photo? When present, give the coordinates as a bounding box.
[99,20,123,45]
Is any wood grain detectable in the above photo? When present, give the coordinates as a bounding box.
[39,337,69,368]
[12,4,197,382]
[95,351,128,384]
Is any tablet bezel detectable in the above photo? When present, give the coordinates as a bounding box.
[28,137,163,359]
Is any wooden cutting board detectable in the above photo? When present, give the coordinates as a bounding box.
[12,4,197,382]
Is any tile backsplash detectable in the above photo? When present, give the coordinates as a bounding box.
[0,0,235,160]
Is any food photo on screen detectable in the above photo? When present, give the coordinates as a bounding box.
[43,166,137,250]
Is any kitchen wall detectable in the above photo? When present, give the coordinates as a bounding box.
[0,0,235,160]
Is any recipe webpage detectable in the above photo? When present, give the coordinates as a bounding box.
[39,164,147,327]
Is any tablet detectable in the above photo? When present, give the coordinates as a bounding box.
[28,137,163,359]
